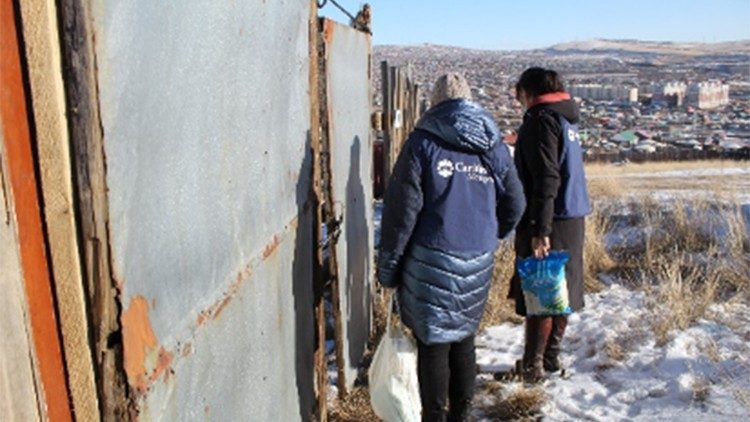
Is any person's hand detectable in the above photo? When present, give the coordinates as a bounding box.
[531,236,550,259]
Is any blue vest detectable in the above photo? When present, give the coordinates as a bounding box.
[553,114,591,219]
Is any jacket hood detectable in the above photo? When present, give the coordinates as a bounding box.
[528,93,580,124]
[415,99,500,153]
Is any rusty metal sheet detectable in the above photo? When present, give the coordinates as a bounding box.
[323,19,374,391]
[91,0,315,419]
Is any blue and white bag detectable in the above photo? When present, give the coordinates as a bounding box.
[517,251,573,316]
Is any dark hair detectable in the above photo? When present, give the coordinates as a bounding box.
[515,67,565,98]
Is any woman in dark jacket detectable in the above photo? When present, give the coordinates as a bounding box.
[509,67,591,382]
[378,73,526,421]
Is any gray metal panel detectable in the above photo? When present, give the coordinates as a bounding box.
[91,0,314,419]
[324,20,374,390]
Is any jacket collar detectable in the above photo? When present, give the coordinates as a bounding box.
[527,91,571,109]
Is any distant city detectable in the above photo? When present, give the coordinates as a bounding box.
[374,39,750,161]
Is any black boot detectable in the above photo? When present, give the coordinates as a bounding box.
[422,408,447,422]
[543,316,568,373]
[447,399,471,422]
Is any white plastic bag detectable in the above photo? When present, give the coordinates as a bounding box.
[368,297,421,422]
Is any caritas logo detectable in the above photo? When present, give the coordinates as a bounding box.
[436,159,492,184]
[437,159,454,178]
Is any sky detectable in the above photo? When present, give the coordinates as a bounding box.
[319,0,750,50]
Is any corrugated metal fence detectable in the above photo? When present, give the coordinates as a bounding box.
[45,1,373,420]
[322,18,374,396]
[91,1,319,419]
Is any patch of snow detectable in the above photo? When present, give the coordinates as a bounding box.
[374,201,383,248]
[475,285,750,421]
[636,190,750,206]
[589,166,750,180]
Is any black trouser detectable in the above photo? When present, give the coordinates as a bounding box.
[416,335,476,422]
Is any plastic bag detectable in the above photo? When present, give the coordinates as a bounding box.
[368,296,421,422]
[517,251,573,316]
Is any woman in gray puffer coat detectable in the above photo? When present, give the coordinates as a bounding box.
[378,73,526,422]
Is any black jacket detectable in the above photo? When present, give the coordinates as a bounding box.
[510,97,587,315]
[514,98,580,237]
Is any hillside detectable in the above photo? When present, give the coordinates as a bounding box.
[545,39,750,56]
[375,39,750,59]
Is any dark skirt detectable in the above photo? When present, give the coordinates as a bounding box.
[508,217,585,316]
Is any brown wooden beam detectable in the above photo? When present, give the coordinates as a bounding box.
[56,0,130,419]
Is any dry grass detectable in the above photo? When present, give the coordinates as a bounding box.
[648,262,721,346]
[604,338,626,362]
[480,240,524,331]
[476,383,547,421]
[329,287,391,421]
[698,338,723,363]
[586,160,750,198]
[692,378,711,404]
[329,386,379,422]
[587,176,623,200]
[585,159,746,177]
[585,160,749,351]
[585,168,750,410]
[584,208,615,293]
[595,192,749,343]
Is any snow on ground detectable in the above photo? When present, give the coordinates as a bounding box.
[374,201,383,248]
[591,165,750,204]
[475,285,750,421]
[587,166,750,180]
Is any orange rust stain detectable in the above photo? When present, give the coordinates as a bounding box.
[195,227,290,327]
[236,264,252,285]
[210,295,233,320]
[0,2,72,420]
[323,19,335,43]
[197,265,253,326]
[148,347,174,384]
[121,296,158,392]
[263,234,281,259]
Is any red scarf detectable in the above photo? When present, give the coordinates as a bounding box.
[527,92,571,108]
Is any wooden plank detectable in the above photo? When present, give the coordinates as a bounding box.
[308,2,328,420]
[17,0,100,419]
[395,68,404,158]
[389,66,398,173]
[320,18,347,398]
[0,1,72,420]
[56,0,130,419]
[380,60,392,187]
